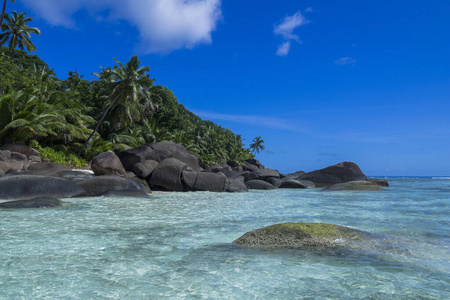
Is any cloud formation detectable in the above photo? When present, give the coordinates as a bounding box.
[274,11,308,56]
[194,111,304,132]
[21,0,222,54]
[334,57,357,66]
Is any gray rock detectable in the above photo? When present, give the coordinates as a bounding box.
[246,180,276,190]
[91,152,126,176]
[242,161,258,172]
[77,175,144,196]
[0,150,11,162]
[148,158,187,191]
[25,162,70,177]
[368,178,389,187]
[0,144,40,158]
[298,161,367,187]
[0,161,12,174]
[60,170,95,183]
[279,179,308,189]
[0,197,62,209]
[283,170,306,179]
[9,152,27,171]
[133,160,159,179]
[323,181,384,191]
[181,170,198,191]
[244,168,280,182]
[226,179,248,193]
[0,175,86,200]
[150,141,202,172]
[124,172,152,193]
[117,145,161,172]
[220,170,248,179]
[244,159,265,169]
[265,177,282,188]
[194,172,226,192]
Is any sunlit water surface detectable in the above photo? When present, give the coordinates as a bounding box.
[0,177,449,299]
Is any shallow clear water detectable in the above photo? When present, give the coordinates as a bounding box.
[0,177,449,299]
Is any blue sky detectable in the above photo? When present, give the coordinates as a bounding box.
[9,0,450,175]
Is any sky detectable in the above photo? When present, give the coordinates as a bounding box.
[7,0,450,175]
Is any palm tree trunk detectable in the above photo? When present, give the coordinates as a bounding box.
[77,92,122,157]
[0,0,7,28]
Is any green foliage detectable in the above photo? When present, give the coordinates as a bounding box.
[2,48,254,168]
[0,11,40,55]
[29,140,87,168]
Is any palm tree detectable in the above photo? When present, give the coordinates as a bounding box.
[0,0,15,28]
[250,136,265,154]
[78,55,154,156]
[0,11,40,56]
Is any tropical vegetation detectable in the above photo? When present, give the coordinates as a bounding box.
[0,10,258,167]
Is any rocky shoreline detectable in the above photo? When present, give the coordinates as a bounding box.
[0,142,388,209]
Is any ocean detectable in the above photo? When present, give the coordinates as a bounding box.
[0,177,449,299]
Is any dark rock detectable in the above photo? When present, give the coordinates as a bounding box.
[77,175,144,196]
[218,162,232,171]
[181,170,197,191]
[244,169,280,182]
[242,161,258,172]
[0,144,40,158]
[9,152,27,171]
[284,170,306,179]
[203,164,222,173]
[246,180,276,190]
[102,189,150,198]
[233,223,369,247]
[233,166,244,172]
[133,160,159,179]
[0,175,86,200]
[279,179,308,189]
[117,145,160,172]
[324,181,384,191]
[298,161,367,187]
[220,170,248,179]
[194,172,226,192]
[0,161,12,174]
[368,178,389,187]
[124,172,152,193]
[23,162,70,177]
[91,152,126,176]
[265,177,282,188]
[150,141,202,172]
[0,197,63,209]
[296,180,315,189]
[226,179,248,193]
[148,158,187,191]
[244,159,265,169]
[23,155,42,170]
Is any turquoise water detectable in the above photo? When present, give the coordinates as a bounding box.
[0,177,449,299]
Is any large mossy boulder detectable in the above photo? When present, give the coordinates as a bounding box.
[324,181,384,191]
[368,178,389,187]
[91,152,126,176]
[233,223,368,247]
[77,175,145,196]
[0,197,63,209]
[148,158,187,191]
[0,175,86,200]
[298,161,367,187]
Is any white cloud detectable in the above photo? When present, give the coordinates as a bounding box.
[274,11,309,56]
[334,57,357,66]
[194,111,305,132]
[276,41,291,56]
[21,0,222,54]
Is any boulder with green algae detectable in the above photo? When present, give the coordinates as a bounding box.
[233,223,369,247]
[324,180,384,191]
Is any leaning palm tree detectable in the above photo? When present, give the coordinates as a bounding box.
[0,11,40,56]
[0,0,15,28]
[250,136,265,154]
[78,55,154,156]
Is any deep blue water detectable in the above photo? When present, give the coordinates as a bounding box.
[0,177,449,299]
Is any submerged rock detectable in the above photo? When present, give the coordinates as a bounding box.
[368,178,389,187]
[324,181,384,191]
[0,197,63,209]
[233,223,369,247]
